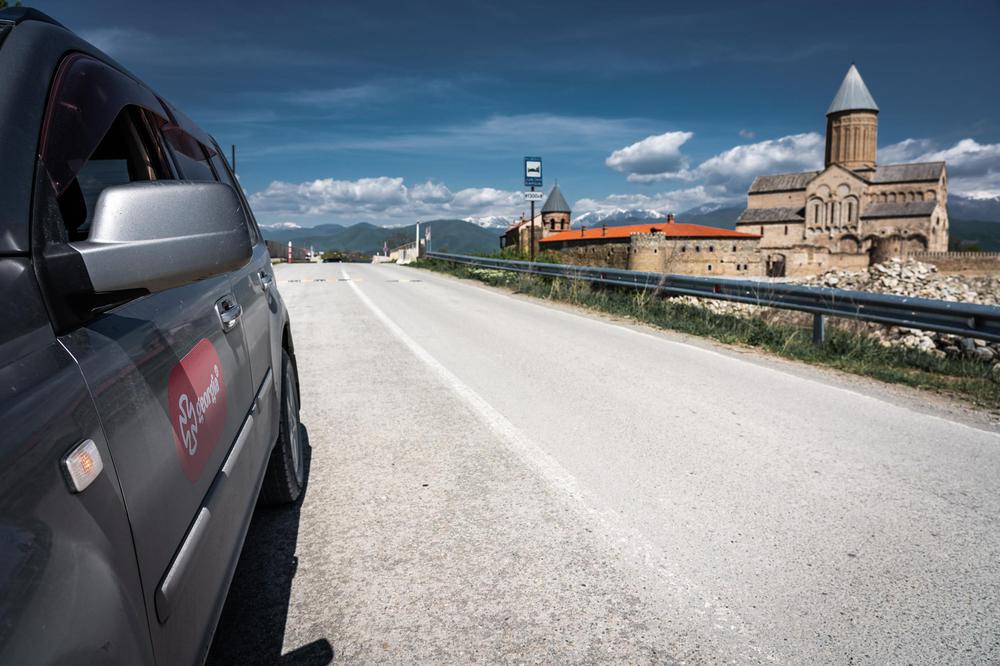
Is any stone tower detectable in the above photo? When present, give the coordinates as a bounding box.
[824,64,879,172]
[540,183,571,233]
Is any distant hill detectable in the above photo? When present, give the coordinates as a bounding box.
[574,209,662,228]
[950,219,1000,251]
[678,205,744,229]
[260,197,1000,255]
[572,205,744,230]
[260,219,501,254]
[950,195,1000,222]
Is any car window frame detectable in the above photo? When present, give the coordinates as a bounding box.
[208,141,263,245]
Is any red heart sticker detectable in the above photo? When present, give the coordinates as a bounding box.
[168,338,228,482]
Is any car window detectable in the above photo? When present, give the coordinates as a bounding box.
[38,55,172,242]
[56,107,169,240]
[210,151,261,244]
[163,126,217,181]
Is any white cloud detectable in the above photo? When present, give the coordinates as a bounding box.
[881,137,1000,197]
[605,131,693,177]
[606,131,823,194]
[693,132,823,192]
[877,138,934,164]
[251,113,652,157]
[285,78,460,108]
[250,176,521,224]
[574,185,731,218]
[738,129,756,140]
[410,180,453,203]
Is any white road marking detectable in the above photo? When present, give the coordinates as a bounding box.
[340,266,773,662]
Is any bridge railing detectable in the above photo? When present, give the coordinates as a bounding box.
[425,252,1000,344]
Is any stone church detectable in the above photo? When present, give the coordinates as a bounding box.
[501,183,572,254]
[736,65,949,277]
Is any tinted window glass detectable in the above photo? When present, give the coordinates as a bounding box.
[56,108,166,240]
[210,151,260,243]
[39,54,166,197]
[164,129,217,181]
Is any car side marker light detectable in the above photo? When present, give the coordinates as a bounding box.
[61,439,104,493]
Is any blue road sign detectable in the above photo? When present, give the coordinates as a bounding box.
[524,156,543,188]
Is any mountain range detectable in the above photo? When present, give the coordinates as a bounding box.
[261,218,503,255]
[259,195,1000,255]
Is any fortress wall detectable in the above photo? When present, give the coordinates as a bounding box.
[909,251,1000,274]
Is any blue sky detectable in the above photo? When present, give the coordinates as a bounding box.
[37,0,1000,226]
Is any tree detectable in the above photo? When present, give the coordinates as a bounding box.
[0,1,24,9]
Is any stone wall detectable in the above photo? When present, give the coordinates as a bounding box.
[629,235,763,277]
[747,190,806,208]
[547,237,631,269]
[545,235,763,277]
[909,251,1000,274]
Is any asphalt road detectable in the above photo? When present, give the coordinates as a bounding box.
[209,261,1000,665]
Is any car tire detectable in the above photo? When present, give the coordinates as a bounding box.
[259,349,305,506]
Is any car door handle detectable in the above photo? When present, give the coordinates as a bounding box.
[215,295,242,332]
[258,271,273,291]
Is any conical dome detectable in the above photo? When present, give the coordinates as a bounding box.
[827,64,879,115]
[541,184,570,214]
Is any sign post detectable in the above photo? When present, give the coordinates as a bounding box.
[524,156,542,262]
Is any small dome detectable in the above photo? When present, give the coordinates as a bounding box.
[541,184,571,213]
[827,64,879,115]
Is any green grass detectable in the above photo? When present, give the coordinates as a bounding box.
[410,258,1000,410]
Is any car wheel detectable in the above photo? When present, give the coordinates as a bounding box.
[259,349,305,506]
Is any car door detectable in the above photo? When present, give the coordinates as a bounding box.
[208,143,281,452]
[0,258,154,665]
[34,54,261,665]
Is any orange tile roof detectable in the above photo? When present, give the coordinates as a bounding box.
[540,221,760,243]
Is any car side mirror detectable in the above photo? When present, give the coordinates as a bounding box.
[69,181,253,294]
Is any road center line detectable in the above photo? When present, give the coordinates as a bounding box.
[340,267,773,663]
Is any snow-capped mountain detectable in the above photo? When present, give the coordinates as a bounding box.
[682,202,730,216]
[463,215,512,229]
[949,194,1000,222]
[573,208,664,227]
[259,221,303,230]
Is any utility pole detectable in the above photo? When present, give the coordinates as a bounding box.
[231,144,236,173]
[529,186,536,262]
[524,156,542,262]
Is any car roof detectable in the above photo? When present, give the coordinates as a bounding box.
[0,10,214,255]
[0,7,66,29]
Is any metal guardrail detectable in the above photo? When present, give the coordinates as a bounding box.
[425,252,1000,344]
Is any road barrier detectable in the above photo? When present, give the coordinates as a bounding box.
[425,252,1000,344]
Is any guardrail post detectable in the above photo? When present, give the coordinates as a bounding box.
[812,314,826,345]
[423,252,1000,344]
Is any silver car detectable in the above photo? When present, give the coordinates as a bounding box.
[0,8,306,664]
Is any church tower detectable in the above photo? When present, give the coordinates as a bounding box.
[540,183,571,233]
[824,64,879,172]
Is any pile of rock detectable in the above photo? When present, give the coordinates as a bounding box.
[799,259,999,366]
[673,258,1000,370]
[799,259,998,307]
